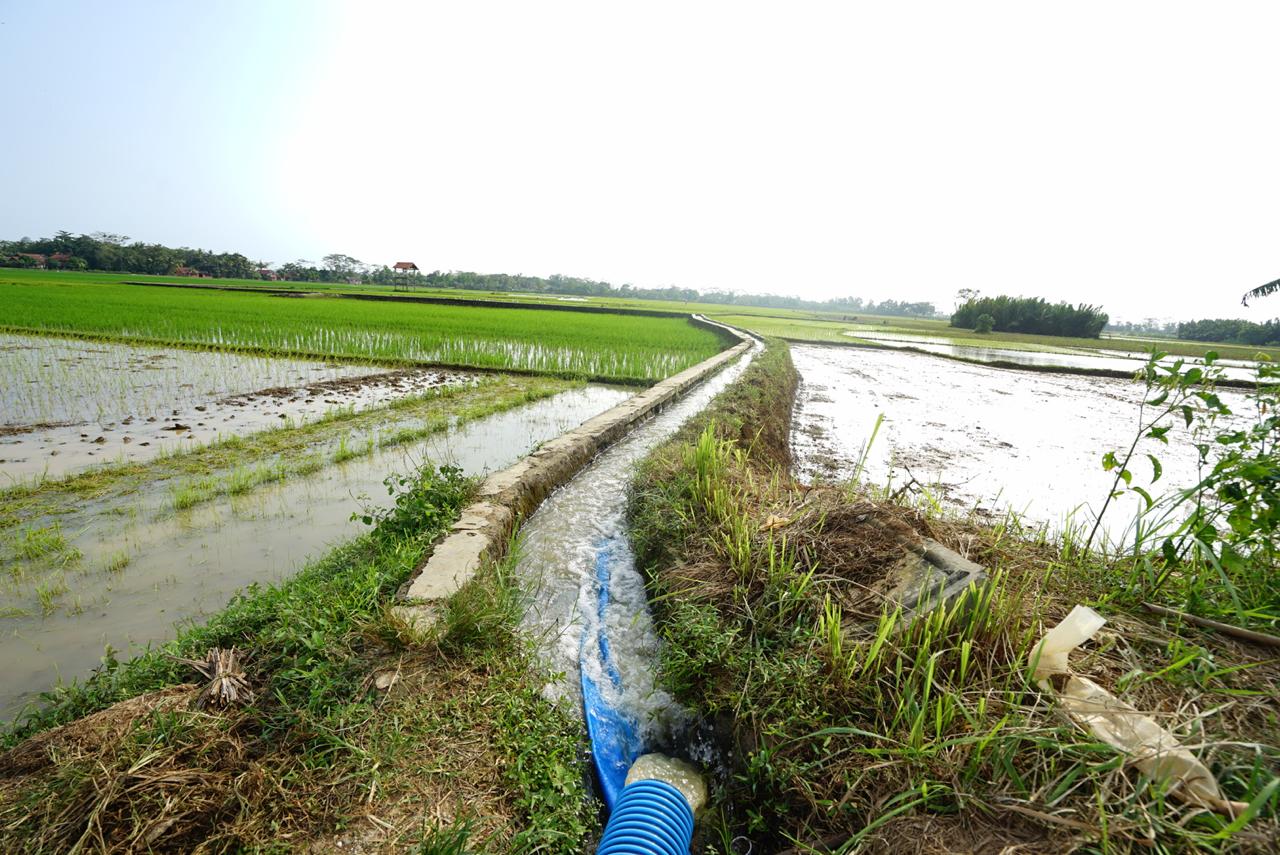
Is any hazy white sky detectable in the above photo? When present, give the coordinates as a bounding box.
[2,1,1277,321]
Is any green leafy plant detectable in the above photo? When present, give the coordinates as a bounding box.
[353,464,468,543]
[1100,350,1278,625]
[1086,349,1230,552]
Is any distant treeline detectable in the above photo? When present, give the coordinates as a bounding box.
[1177,318,1280,346]
[1105,319,1179,337]
[1,232,258,279]
[399,270,939,317]
[952,295,1109,338]
[1,230,940,318]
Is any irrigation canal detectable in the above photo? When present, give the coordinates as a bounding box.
[516,339,756,757]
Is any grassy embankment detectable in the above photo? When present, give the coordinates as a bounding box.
[628,341,1279,852]
[0,463,599,853]
[714,313,1280,364]
[0,274,725,384]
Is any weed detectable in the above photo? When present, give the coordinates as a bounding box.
[353,465,467,544]
[415,820,474,855]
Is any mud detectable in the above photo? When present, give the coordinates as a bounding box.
[0,385,632,721]
[1,335,475,481]
[790,344,1247,541]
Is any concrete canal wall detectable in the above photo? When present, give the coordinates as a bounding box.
[395,318,750,626]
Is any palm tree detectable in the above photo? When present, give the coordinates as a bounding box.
[1242,276,1280,306]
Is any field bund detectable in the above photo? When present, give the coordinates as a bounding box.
[396,318,751,624]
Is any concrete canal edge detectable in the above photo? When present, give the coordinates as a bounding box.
[393,317,751,629]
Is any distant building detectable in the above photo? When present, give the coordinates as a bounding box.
[393,261,420,273]
[15,253,47,268]
[257,268,278,281]
[173,266,212,278]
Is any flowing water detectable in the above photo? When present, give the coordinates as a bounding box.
[516,343,756,753]
[791,344,1247,542]
[1,385,632,720]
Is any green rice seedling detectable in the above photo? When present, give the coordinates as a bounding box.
[0,279,725,383]
[7,523,82,571]
[101,551,131,574]
[332,434,358,464]
[170,477,217,510]
[35,573,68,615]
[224,461,291,496]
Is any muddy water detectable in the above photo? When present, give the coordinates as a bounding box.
[845,331,1259,382]
[516,343,756,752]
[0,334,475,481]
[791,344,1246,541]
[0,385,632,721]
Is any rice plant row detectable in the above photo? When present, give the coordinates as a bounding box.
[0,279,726,383]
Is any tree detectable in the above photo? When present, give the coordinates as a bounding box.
[975,313,995,334]
[1241,275,1280,306]
[323,253,363,280]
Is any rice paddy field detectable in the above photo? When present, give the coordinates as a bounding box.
[0,269,843,321]
[3,271,740,720]
[714,311,1280,363]
[0,274,726,384]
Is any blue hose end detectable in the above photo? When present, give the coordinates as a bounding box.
[596,779,695,855]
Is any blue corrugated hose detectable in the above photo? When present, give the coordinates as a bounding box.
[596,779,695,855]
[581,541,642,810]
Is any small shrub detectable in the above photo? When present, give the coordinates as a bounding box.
[354,464,469,543]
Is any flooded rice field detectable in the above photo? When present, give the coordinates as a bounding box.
[791,344,1247,541]
[517,343,756,753]
[0,384,632,720]
[845,331,1259,382]
[1,334,473,481]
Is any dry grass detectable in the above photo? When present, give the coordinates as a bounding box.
[0,628,592,853]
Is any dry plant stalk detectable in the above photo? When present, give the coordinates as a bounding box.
[177,647,253,709]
